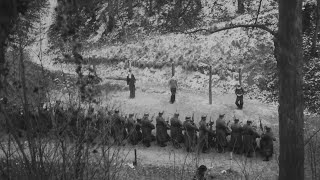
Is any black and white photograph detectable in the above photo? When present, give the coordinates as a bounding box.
[0,0,313,179]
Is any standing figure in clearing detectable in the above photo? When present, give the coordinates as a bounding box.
[127,69,136,99]
[168,75,178,103]
[235,84,244,109]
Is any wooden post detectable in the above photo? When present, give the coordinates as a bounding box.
[209,66,212,104]
[238,68,242,86]
[172,62,175,77]
[133,149,137,166]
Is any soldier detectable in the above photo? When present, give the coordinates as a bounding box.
[242,120,260,157]
[170,113,184,148]
[235,84,244,109]
[184,116,199,152]
[112,110,126,145]
[260,126,276,161]
[135,118,143,144]
[229,118,243,154]
[207,118,216,150]
[216,113,229,153]
[156,111,170,147]
[168,75,178,103]
[126,114,136,145]
[198,115,210,153]
[127,69,136,98]
[141,113,155,147]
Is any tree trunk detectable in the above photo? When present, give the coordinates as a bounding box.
[209,66,212,104]
[127,0,133,19]
[237,0,245,14]
[238,68,242,86]
[311,0,320,56]
[172,63,175,77]
[278,0,304,179]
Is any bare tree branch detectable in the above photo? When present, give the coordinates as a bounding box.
[184,24,277,37]
[254,0,264,24]
[305,128,320,146]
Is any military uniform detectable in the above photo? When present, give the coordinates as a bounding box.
[112,110,126,145]
[126,114,137,145]
[260,127,276,161]
[141,114,155,147]
[229,119,243,154]
[156,112,170,147]
[216,114,229,153]
[184,116,198,152]
[242,121,260,157]
[127,71,136,98]
[198,116,210,153]
[170,113,184,148]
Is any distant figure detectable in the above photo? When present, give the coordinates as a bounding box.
[168,75,178,103]
[235,84,244,109]
[127,69,136,98]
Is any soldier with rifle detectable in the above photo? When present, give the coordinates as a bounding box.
[112,109,126,146]
[198,115,211,153]
[229,116,243,154]
[156,111,170,147]
[170,112,184,148]
[207,116,216,150]
[216,113,229,153]
[259,118,276,161]
[242,120,260,157]
[141,113,155,147]
[184,116,199,152]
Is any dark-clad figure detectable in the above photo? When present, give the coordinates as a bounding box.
[216,113,229,153]
[170,113,184,148]
[112,110,126,145]
[235,84,244,109]
[184,116,199,152]
[198,115,210,153]
[207,120,216,150]
[260,126,276,161]
[242,120,260,157]
[126,114,137,145]
[229,118,243,154]
[127,69,136,98]
[156,112,170,147]
[168,75,178,103]
[141,113,155,147]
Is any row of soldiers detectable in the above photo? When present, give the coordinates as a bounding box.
[110,110,276,162]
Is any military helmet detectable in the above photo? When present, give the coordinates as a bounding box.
[144,113,149,116]
[185,116,191,120]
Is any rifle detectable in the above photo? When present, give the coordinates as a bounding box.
[192,112,195,122]
[259,117,264,132]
